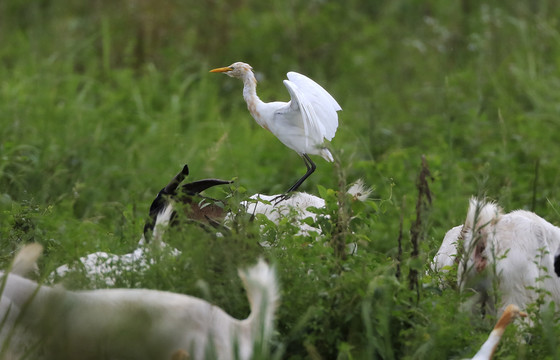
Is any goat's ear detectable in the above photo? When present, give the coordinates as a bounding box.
[182,179,233,194]
[11,243,43,277]
[162,164,190,194]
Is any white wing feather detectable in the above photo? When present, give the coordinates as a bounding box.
[283,81,321,149]
[284,72,341,142]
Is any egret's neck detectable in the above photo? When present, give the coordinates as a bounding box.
[241,73,265,125]
[242,73,258,102]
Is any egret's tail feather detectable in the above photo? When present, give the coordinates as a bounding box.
[320,148,334,162]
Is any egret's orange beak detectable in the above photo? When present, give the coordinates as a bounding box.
[210,67,232,73]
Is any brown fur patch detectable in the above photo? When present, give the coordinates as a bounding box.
[474,229,487,273]
[494,304,527,331]
[171,349,190,360]
[186,201,225,222]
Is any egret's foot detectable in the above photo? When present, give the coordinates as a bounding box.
[272,193,292,204]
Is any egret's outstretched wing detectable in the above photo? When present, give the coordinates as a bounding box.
[282,80,322,149]
[285,72,341,141]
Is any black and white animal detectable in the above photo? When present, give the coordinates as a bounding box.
[53,165,370,284]
[2,244,279,360]
[52,165,232,285]
[433,197,560,315]
[142,164,232,242]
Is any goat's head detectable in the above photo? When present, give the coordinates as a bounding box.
[143,164,232,241]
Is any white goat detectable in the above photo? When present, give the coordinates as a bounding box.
[434,197,560,315]
[242,192,326,236]
[431,225,463,272]
[52,206,179,286]
[241,179,372,236]
[2,245,279,360]
[238,180,371,255]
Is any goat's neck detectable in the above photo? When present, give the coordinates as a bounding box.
[2,274,60,313]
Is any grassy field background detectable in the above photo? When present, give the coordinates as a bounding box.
[2,0,560,358]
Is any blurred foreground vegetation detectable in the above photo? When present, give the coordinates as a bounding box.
[1,0,560,358]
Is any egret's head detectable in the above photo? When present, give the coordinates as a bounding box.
[210,62,253,79]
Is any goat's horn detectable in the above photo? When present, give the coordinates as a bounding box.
[144,165,190,241]
[162,164,190,194]
[182,179,232,194]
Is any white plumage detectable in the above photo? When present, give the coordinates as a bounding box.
[211,62,342,193]
[282,71,340,150]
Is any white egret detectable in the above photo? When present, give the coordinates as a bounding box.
[210,62,342,195]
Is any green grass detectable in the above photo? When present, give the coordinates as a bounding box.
[1,0,560,358]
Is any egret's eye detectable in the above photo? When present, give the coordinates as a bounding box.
[230,66,235,71]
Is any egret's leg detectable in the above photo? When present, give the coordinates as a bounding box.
[287,154,316,193]
[273,154,316,204]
